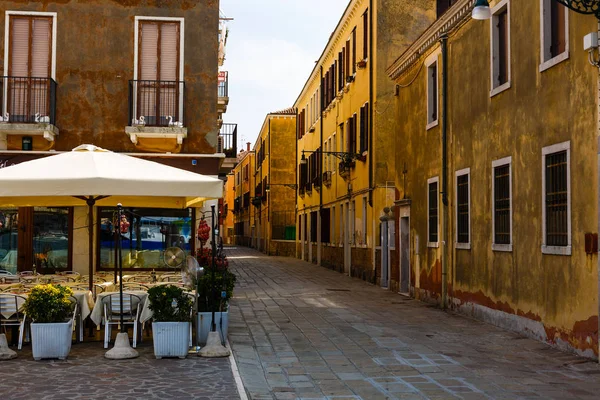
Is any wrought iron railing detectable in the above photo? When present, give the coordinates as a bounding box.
[128,80,185,127]
[218,123,237,157]
[0,76,57,125]
[218,71,228,98]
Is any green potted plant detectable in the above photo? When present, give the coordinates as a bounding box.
[147,284,194,359]
[196,250,236,345]
[22,284,75,360]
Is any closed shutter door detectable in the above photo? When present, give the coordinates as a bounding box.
[31,18,51,116]
[139,22,159,121]
[159,23,179,121]
[10,18,30,120]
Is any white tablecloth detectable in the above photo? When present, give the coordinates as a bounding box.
[0,290,93,320]
[90,291,148,326]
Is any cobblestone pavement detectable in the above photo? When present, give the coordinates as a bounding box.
[226,247,600,400]
[0,338,239,399]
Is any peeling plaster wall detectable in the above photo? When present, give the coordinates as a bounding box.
[0,0,218,153]
[392,2,599,357]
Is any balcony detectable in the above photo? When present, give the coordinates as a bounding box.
[219,122,238,174]
[0,76,59,144]
[218,71,229,117]
[125,80,187,145]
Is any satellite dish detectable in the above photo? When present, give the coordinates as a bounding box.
[164,247,185,268]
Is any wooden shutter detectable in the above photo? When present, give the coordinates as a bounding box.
[140,22,159,81]
[160,23,179,81]
[10,18,30,77]
[31,18,51,78]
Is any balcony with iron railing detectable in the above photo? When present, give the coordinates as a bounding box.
[218,123,237,158]
[125,80,187,145]
[0,76,59,143]
[218,71,229,116]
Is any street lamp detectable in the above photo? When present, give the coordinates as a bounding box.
[472,0,491,20]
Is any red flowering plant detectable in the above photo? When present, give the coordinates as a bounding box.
[194,245,235,312]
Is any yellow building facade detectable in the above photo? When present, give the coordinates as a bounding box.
[295,0,435,283]
[222,172,235,245]
[231,147,255,247]
[253,109,297,256]
[387,0,599,358]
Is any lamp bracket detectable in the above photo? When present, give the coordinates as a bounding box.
[554,1,600,19]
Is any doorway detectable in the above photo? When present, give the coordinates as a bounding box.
[400,216,410,294]
[343,202,351,276]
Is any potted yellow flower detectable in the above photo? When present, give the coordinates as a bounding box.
[22,284,75,360]
[147,285,193,359]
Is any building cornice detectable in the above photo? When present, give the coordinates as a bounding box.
[294,0,367,108]
[386,0,474,80]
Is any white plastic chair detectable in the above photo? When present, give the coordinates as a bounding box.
[102,293,142,349]
[0,294,27,349]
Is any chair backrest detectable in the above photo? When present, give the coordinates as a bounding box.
[159,274,182,282]
[52,276,76,283]
[124,275,152,283]
[19,271,36,276]
[122,282,149,291]
[69,284,90,291]
[102,293,142,318]
[0,284,24,293]
[62,271,80,276]
[0,294,27,322]
[0,270,14,275]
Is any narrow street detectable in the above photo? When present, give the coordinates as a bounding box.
[227,247,600,400]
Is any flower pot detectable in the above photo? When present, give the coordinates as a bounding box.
[196,311,228,346]
[31,320,73,360]
[152,321,190,359]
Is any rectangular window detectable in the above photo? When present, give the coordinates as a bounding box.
[490,1,510,94]
[321,208,331,244]
[436,0,458,18]
[492,156,512,251]
[352,28,357,74]
[359,103,369,153]
[542,141,571,255]
[345,40,351,80]
[426,53,439,128]
[310,211,318,243]
[331,206,336,245]
[351,200,356,246]
[427,177,439,246]
[135,18,183,126]
[540,0,569,71]
[363,10,368,60]
[339,204,344,245]
[338,51,344,91]
[455,168,470,249]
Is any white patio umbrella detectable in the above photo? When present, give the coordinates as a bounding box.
[0,144,224,288]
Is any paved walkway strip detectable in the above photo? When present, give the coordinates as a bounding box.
[227,247,600,400]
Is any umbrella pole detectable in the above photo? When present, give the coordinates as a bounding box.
[210,205,216,333]
[117,204,125,332]
[87,199,95,292]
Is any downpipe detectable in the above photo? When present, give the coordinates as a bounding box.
[440,33,449,310]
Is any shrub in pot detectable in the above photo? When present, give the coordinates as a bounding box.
[195,250,236,345]
[147,284,194,359]
[22,284,75,360]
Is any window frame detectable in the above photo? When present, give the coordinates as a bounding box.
[492,156,513,252]
[539,0,569,72]
[490,0,511,97]
[427,176,440,248]
[455,168,471,250]
[425,51,440,130]
[541,141,571,255]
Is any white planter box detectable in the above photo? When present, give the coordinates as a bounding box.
[31,320,73,360]
[196,311,228,346]
[152,322,190,359]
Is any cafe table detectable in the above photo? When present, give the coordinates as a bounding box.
[89,290,148,326]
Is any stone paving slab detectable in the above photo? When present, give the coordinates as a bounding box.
[226,247,600,400]
[0,340,239,399]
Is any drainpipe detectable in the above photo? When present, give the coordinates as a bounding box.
[440,33,449,310]
[319,65,324,265]
[295,107,299,259]
[368,0,374,207]
[268,118,271,255]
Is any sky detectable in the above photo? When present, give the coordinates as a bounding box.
[219,0,350,151]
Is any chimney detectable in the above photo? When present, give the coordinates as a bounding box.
[246,142,251,152]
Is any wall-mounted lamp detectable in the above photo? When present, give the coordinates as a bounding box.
[472,0,491,20]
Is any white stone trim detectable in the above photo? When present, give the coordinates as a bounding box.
[427,176,439,248]
[541,140,571,255]
[492,156,513,252]
[489,0,511,95]
[539,0,570,73]
[425,50,440,130]
[455,167,471,250]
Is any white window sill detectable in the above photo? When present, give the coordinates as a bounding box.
[539,52,569,73]
[427,241,439,248]
[426,119,439,131]
[542,245,572,256]
[492,243,512,252]
[455,242,471,250]
[490,81,511,97]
